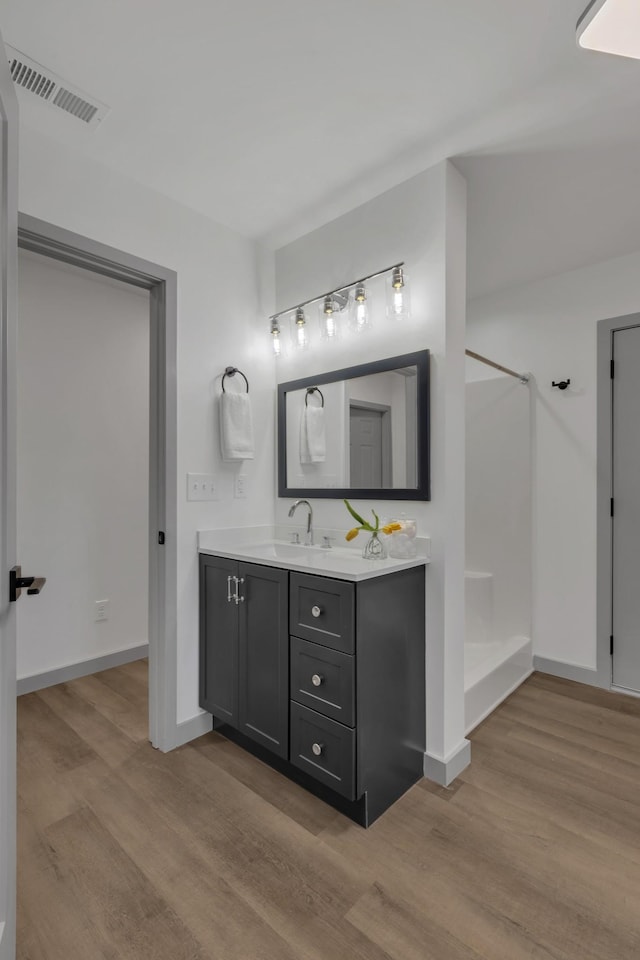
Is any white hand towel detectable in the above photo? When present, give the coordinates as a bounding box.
[300,405,326,463]
[220,392,255,461]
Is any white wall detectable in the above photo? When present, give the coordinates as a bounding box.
[272,160,468,772]
[17,251,149,679]
[18,125,274,723]
[467,248,640,671]
[465,376,531,645]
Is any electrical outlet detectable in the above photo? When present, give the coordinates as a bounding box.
[187,473,218,501]
[234,475,248,499]
[95,599,110,622]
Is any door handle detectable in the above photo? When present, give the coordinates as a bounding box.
[227,575,234,603]
[10,565,47,602]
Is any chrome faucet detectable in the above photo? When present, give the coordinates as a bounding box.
[288,499,313,546]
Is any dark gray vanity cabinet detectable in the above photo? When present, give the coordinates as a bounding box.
[199,555,288,759]
[200,554,425,826]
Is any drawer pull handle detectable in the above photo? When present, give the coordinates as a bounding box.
[226,575,233,603]
[311,742,324,757]
[311,605,322,618]
[311,673,324,687]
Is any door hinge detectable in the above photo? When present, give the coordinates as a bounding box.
[610,498,614,517]
[610,635,614,656]
[611,359,615,379]
[158,531,165,545]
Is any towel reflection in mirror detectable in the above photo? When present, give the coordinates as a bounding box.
[300,388,326,463]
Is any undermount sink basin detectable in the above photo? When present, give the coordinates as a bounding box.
[241,541,341,561]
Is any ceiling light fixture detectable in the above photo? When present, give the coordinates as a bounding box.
[577,0,640,59]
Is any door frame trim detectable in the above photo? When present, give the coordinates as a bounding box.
[596,312,640,690]
[17,213,178,751]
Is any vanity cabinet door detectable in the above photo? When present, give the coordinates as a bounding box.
[199,554,239,726]
[238,562,289,759]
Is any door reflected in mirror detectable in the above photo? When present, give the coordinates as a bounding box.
[278,350,429,501]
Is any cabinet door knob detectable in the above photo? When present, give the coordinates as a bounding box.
[311,742,324,757]
[311,673,324,687]
[311,605,322,618]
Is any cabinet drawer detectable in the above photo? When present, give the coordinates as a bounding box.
[289,572,355,654]
[290,636,355,727]
[290,702,356,800]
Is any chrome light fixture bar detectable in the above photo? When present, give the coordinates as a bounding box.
[268,261,405,325]
[577,0,640,59]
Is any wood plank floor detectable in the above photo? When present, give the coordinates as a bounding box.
[17,664,640,959]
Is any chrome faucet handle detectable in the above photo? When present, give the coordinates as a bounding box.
[290,532,300,544]
[321,536,334,549]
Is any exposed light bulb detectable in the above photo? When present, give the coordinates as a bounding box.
[352,283,370,332]
[270,318,281,357]
[295,306,309,349]
[387,266,410,322]
[322,295,339,339]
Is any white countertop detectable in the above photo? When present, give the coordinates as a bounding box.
[197,525,429,582]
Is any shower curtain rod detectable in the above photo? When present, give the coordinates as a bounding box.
[465,349,529,384]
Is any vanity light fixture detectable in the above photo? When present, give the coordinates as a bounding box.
[577,0,640,59]
[268,261,405,356]
[294,306,310,349]
[352,283,371,333]
[387,265,411,322]
[270,317,282,357]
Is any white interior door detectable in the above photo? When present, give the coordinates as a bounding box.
[612,324,640,693]
[0,28,19,960]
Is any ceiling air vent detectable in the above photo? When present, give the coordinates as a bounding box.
[5,44,110,128]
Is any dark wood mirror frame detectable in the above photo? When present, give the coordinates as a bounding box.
[277,349,430,501]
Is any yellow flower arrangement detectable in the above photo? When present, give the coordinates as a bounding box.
[343,499,402,542]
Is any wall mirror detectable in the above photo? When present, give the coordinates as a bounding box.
[277,350,430,500]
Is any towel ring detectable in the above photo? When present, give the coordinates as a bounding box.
[305,387,324,407]
[222,366,249,393]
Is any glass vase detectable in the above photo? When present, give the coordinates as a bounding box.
[362,531,387,560]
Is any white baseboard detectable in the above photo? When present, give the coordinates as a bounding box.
[424,738,471,786]
[17,644,149,695]
[533,656,599,687]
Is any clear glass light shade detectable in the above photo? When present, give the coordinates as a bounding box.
[294,307,310,349]
[270,318,282,358]
[386,267,411,322]
[351,284,371,333]
[320,296,341,340]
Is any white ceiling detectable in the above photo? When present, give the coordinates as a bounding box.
[2,0,640,296]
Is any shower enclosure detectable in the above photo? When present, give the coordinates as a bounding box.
[465,354,532,733]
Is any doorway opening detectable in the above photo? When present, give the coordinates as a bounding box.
[17,214,177,750]
[349,402,392,489]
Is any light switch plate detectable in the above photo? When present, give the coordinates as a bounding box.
[95,599,110,622]
[187,473,218,501]
[234,475,248,499]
